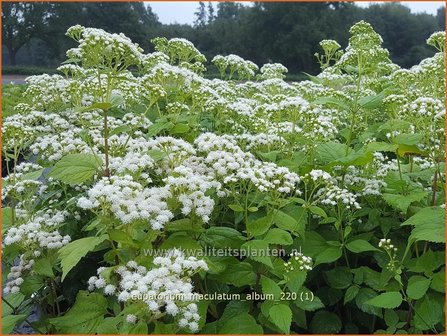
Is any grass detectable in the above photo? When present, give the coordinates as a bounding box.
[2,84,27,118]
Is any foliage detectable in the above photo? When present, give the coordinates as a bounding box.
[1,22,445,334]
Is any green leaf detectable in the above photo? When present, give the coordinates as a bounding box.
[228,204,244,212]
[345,240,379,253]
[147,149,167,161]
[401,206,445,227]
[96,317,121,334]
[274,205,307,236]
[312,96,350,110]
[324,267,353,289]
[49,291,107,333]
[264,228,293,245]
[110,93,124,107]
[269,304,292,334]
[58,235,108,281]
[310,310,342,334]
[160,233,201,252]
[241,240,273,268]
[202,227,245,249]
[410,222,445,243]
[382,192,427,213]
[2,207,12,232]
[147,121,174,137]
[165,218,204,233]
[366,141,398,153]
[170,123,190,134]
[247,213,273,236]
[430,269,445,293]
[2,314,27,334]
[286,270,307,293]
[33,258,54,278]
[384,309,399,327]
[48,153,102,185]
[359,91,385,109]
[220,262,256,287]
[355,288,383,318]
[397,144,426,157]
[109,125,132,137]
[308,205,327,218]
[261,276,282,299]
[407,276,431,300]
[413,296,442,331]
[392,133,423,145]
[20,275,45,296]
[314,246,342,266]
[365,291,402,309]
[219,313,263,334]
[80,102,112,112]
[108,229,138,248]
[316,141,351,164]
[344,285,359,304]
[153,322,177,334]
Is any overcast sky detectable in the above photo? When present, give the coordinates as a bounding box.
[147,1,444,25]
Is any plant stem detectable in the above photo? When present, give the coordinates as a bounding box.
[103,108,110,177]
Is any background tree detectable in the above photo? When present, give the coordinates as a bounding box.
[2,2,50,65]
[2,2,444,75]
[193,2,207,28]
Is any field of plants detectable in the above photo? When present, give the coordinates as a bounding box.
[2,21,445,334]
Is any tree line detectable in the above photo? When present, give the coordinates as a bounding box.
[2,2,445,75]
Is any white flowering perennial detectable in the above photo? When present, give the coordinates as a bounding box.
[3,210,71,248]
[2,22,445,334]
[284,251,313,272]
[88,250,207,332]
[77,175,173,229]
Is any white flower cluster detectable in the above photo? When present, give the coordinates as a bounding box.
[284,251,313,272]
[77,175,173,230]
[4,210,71,248]
[88,250,207,332]
[66,26,144,68]
[212,54,258,79]
[378,238,397,252]
[3,255,34,295]
[317,186,361,210]
[260,63,288,80]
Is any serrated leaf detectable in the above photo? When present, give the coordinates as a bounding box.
[359,91,385,109]
[264,228,293,245]
[269,304,292,334]
[241,240,273,268]
[2,314,27,334]
[170,123,190,134]
[202,227,245,249]
[314,246,342,266]
[324,267,353,289]
[220,262,256,287]
[219,313,263,334]
[365,291,402,309]
[49,291,107,333]
[48,153,102,185]
[58,235,108,281]
[310,310,342,334]
[345,240,379,253]
[344,285,359,304]
[366,141,398,153]
[261,276,282,299]
[34,258,54,278]
[406,276,431,300]
[382,192,427,213]
[247,213,273,236]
